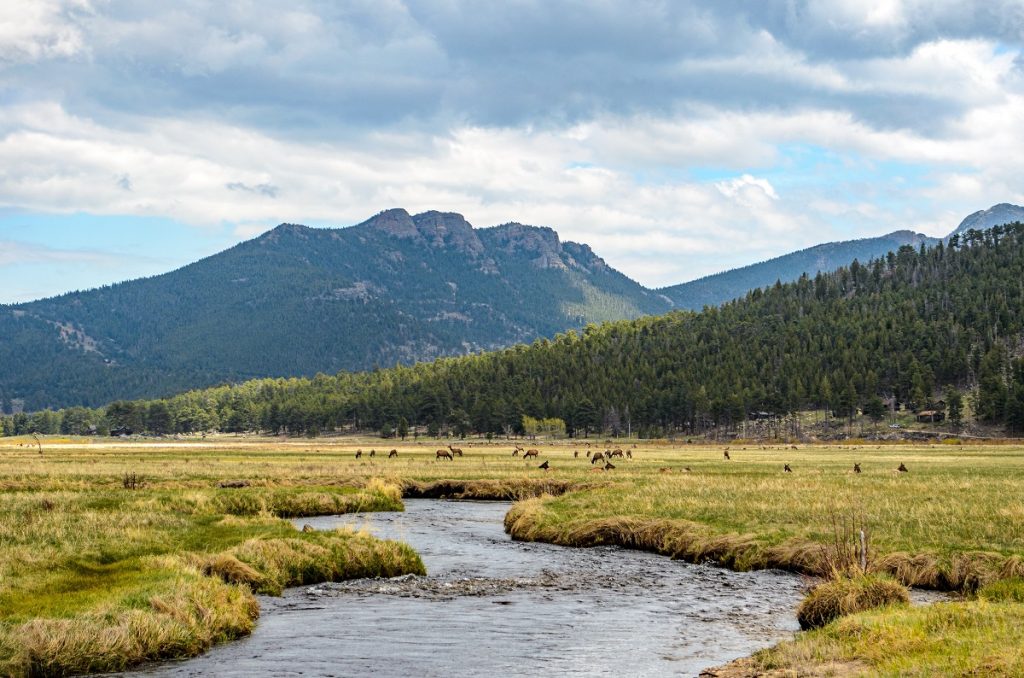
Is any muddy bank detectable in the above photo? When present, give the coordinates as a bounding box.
[504,499,1010,593]
[401,477,583,500]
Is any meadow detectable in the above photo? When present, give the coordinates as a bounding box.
[1,434,1023,675]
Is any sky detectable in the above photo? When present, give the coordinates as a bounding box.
[2,0,1024,303]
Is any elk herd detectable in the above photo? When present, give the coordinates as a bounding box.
[347,442,910,475]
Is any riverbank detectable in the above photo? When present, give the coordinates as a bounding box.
[0,474,423,676]
[2,436,1023,674]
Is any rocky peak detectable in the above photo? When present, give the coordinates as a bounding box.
[949,203,1024,239]
[258,223,312,244]
[411,211,484,256]
[482,223,564,268]
[358,208,419,239]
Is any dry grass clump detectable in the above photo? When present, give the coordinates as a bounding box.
[796,574,910,630]
[209,485,404,518]
[228,530,425,595]
[200,554,265,589]
[0,567,259,677]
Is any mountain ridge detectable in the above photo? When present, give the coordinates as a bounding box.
[2,204,1021,411]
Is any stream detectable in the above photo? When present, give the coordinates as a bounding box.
[131,499,807,676]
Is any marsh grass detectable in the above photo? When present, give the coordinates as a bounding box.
[0,445,421,676]
[796,574,910,630]
[3,436,1024,674]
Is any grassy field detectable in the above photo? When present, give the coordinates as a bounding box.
[2,434,1023,675]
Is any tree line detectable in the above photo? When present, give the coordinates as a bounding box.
[5,223,1024,439]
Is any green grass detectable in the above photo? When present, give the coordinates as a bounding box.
[3,435,1024,675]
[0,446,420,675]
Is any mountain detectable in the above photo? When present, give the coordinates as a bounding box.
[4,203,1021,412]
[659,230,938,310]
[0,210,670,410]
[90,221,1024,438]
[947,203,1024,239]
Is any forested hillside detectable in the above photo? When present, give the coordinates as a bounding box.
[660,230,937,309]
[0,210,669,410]
[11,224,1024,439]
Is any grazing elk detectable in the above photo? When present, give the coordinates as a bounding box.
[625,450,632,459]
[604,461,616,470]
[369,449,376,458]
[355,450,362,459]
[723,450,731,460]
[538,460,550,470]
[574,450,579,458]
[523,449,540,459]
[389,449,398,458]
[591,452,605,464]
[853,462,861,474]
[897,463,908,473]
[436,449,453,461]
[784,464,792,473]
[512,449,519,457]
[448,445,463,457]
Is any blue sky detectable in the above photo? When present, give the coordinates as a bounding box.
[2,1,1024,302]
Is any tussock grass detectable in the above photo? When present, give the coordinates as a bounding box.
[796,574,910,630]
[3,436,1024,674]
[0,455,419,675]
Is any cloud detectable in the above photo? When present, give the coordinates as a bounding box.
[1,2,1023,288]
[226,182,279,198]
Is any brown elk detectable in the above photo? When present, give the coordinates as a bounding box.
[448,445,463,457]
[853,462,861,473]
[591,452,604,464]
[625,450,632,459]
[573,450,579,458]
[538,460,550,470]
[784,464,792,473]
[355,450,362,459]
[523,449,540,459]
[512,448,519,457]
[611,448,624,458]
[604,461,616,470]
[389,449,398,458]
[436,449,453,461]
[369,449,375,458]
[897,463,908,473]
[723,449,731,460]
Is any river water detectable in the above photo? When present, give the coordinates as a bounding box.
[132,499,806,677]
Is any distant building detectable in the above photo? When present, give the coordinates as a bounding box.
[916,410,945,423]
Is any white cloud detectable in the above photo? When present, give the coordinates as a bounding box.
[0,0,89,63]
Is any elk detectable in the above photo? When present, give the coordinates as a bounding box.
[369,449,375,458]
[853,462,861,473]
[573,450,579,458]
[389,449,398,458]
[436,449,453,461]
[523,449,540,459]
[512,448,519,457]
[723,450,731,460]
[611,448,624,458]
[784,464,792,473]
[448,445,463,457]
[625,450,632,459]
[538,460,550,470]
[355,449,362,459]
[897,463,908,473]
[604,461,616,470]
[591,452,604,464]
